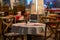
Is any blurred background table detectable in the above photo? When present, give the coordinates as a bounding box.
[45,8,60,13]
[11,23,46,40]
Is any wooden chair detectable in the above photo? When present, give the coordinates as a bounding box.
[13,5,25,13]
[0,16,23,40]
[40,16,56,23]
[2,5,9,12]
[40,16,60,40]
[56,27,60,40]
[45,21,60,40]
[0,19,2,36]
[53,15,60,40]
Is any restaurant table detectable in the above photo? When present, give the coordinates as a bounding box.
[11,23,45,35]
[45,8,60,13]
[11,23,45,40]
[45,8,60,16]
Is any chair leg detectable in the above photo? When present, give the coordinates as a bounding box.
[3,37,6,40]
[13,37,17,40]
[44,24,47,40]
[59,32,60,40]
[21,35,24,40]
[8,37,12,40]
[55,32,57,40]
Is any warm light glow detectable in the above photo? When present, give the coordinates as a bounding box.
[36,0,38,13]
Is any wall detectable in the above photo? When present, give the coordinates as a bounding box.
[0,0,3,6]
[10,0,15,9]
[38,0,44,14]
[55,0,60,8]
[31,0,44,14]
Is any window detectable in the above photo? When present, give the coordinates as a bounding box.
[26,0,32,8]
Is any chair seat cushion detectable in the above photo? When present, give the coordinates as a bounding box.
[4,32,20,37]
